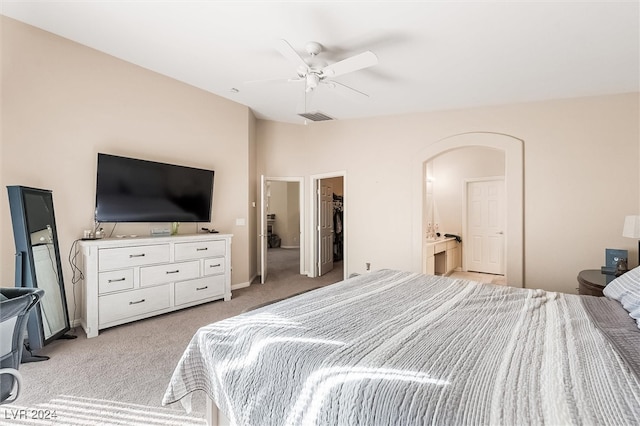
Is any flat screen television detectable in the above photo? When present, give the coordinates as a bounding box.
[95,153,214,223]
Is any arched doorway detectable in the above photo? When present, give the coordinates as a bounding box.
[412,132,524,287]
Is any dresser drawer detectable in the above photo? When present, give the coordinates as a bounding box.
[204,257,225,276]
[98,269,134,294]
[175,240,226,261]
[98,285,170,325]
[175,275,226,306]
[140,261,199,287]
[446,240,458,250]
[99,244,170,271]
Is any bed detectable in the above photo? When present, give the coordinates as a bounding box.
[162,268,640,425]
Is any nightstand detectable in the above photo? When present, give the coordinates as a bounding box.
[577,269,615,297]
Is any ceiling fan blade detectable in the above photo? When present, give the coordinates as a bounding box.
[321,51,378,78]
[324,80,369,99]
[276,39,309,71]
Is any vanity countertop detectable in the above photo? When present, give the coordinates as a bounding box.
[424,236,457,246]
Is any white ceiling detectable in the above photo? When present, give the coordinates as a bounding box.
[3,1,639,124]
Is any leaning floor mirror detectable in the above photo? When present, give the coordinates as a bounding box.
[7,186,75,362]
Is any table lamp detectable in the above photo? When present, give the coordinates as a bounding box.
[623,215,640,266]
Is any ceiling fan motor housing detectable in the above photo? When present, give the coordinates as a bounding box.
[305,41,323,56]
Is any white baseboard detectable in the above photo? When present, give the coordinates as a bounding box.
[280,245,300,249]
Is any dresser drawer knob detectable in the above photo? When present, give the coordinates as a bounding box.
[166,270,180,274]
[129,253,146,258]
[210,263,221,268]
[196,247,208,251]
[108,277,126,283]
[129,299,145,305]
[196,286,208,291]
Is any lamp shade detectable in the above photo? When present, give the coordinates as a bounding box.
[623,215,640,238]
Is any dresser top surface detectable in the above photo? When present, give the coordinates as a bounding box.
[78,233,233,247]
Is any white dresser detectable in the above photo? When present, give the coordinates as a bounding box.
[78,233,232,338]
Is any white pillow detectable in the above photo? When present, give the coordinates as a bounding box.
[629,306,640,325]
[603,265,640,327]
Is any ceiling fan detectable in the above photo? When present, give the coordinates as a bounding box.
[250,39,379,99]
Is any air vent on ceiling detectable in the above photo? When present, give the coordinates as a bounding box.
[297,111,334,122]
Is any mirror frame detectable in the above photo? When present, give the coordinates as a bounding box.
[7,185,71,350]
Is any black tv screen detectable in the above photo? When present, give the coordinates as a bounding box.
[95,153,214,223]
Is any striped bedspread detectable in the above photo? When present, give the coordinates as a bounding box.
[163,269,640,425]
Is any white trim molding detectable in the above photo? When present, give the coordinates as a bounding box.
[412,132,524,287]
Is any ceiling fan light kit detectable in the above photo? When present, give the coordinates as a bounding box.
[305,74,320,92]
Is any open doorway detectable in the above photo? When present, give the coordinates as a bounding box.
[310,172,346,280]
[411,132,524,287]
[259,176,304,283]
[425,147,506,280]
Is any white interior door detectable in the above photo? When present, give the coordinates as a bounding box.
[467,179,505,275]
[260,175,268,283]
[318,181,334,276]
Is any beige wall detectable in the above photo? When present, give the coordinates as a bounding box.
[257,93,640,293]
[1,17,254,319]
[430,147,505,235]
